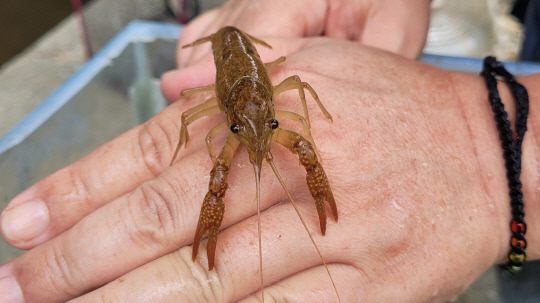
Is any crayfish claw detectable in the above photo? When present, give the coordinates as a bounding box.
[273,128,338,235]
[315,196,328,235]
[206,228,219,270]
[307,162,337,235]
[192,135,239,270]
[192,192,225,270]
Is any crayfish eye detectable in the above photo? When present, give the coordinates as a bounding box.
[230,123,240,133]
[270,119,279,129]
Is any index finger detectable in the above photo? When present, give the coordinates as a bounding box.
[0,100,208,249]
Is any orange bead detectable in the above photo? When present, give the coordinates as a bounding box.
[511,237,526,249]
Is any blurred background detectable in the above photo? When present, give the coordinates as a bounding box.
[0,0,529,67]
[0,0,221,139]
[0,0,90,66]
[0,0,538,302]
[0,0,530,138]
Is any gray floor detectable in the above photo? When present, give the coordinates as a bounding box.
[0,1,533,302]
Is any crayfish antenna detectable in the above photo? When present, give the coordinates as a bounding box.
[266,153,341,303]
[252,162,265,303]
[181,34,213,49]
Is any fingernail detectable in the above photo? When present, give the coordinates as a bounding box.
[0,276,23,303]
[1,200,49,242]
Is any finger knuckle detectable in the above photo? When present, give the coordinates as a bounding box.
[65,165,100,212]
[137,118,176,177]
[128,180,182,248]
[43,243,83,298]
[238,285,282,303]
[170,247,225,302]
[98,293,113,303]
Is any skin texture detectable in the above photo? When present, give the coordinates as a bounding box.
[1,36,539,302]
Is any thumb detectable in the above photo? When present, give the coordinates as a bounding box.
[161,54,216,102]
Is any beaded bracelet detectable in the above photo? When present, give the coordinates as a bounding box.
[480,56,529,274]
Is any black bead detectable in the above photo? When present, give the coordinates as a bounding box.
[230,123,239,133]
[271,119,279,129]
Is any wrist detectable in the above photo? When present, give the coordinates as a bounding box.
[516,74,540,261]
[451,71,540,265]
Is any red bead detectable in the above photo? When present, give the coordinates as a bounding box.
[511,220,526,233]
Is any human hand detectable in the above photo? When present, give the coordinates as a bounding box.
[162,0,431,101]
[2,37,539,302]
[176,0,431,66]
